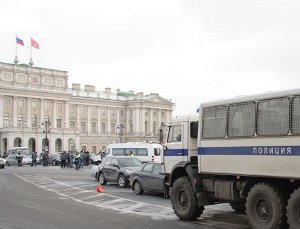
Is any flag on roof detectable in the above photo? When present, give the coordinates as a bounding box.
[16,36,24,46]
[31,38,39,49]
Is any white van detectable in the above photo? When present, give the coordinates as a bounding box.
[103,142,163,163]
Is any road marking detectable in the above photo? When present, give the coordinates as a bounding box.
[14,173,176,220]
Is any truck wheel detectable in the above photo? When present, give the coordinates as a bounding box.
[246,183,286,229]
[287,187,300,229]
[229,201,246,214]
[171,176,204,220]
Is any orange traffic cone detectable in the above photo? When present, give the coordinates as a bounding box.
[96,185,104,193]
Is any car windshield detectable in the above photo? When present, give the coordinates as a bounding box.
[118,158,142,167]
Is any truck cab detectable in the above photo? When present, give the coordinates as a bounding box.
[163,114,199,174]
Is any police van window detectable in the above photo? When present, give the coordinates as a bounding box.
[137,148,148,156]
[257,98,289,136]
[125,148,136,156]
[105,148,111,155]
[154,148,161,156]
[292,97,300,135]
[202,106,227,139]
[190,122,198,138]
[228,103,256,137]
[112,148,124,156]
[167,125,182,143]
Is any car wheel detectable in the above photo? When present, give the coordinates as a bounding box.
[52,160,56,166]
[6,161,10,166]
[133,180,143,195]
[118,174,127,188]
[99,172,107,185]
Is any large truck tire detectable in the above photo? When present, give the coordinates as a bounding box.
[246,183,286,229]
[287,187,300,229]
[171,176,204,220]
[229,201,246,214]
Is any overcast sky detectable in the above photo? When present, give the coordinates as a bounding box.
[1,0,300,116]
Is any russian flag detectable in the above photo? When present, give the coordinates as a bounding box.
[16,37,24,46]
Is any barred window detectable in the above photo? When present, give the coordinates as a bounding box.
[228,103,256,137]
[292,97,300,135]
[257,98,289,136]
[202,106,227,139]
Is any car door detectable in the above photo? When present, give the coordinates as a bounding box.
[101,157,112,180]
[109,158,120,181]
[150,164,165,193]
[139,163,153,191]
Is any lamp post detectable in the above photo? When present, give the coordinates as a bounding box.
[42,119,51,153]
[117,124,125,143]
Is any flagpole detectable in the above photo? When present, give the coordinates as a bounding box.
[14,34,19,64]
[29,37,33,66]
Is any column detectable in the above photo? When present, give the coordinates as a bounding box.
[157,109,161,131]
[140,108,145,135]
[149,109,153,135]
[65,101,69,129]
[107,108,111,134]
[76,105,80,131]
[134,109,140,135]
[40,99,45,124]
[166,110,171,125]
[87,106,91,135]
[116,109,120,127]
[52,100,57,128]
[126,110,130,133]
[0,95,3,128]
[27,98,31,128]
[97,107,101,135]
[13,96,18,127]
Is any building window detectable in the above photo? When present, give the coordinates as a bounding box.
[18,100,24,107]
[121,110,124,117]
[57,103,62,111]
[92,146,97,154]
[70,121,76,129]
[81,122,86,133]
[91,107,95,115]
[112,109,116,117]
[2,72,13,81]
[45,102,50,109]
[31,115,37,127]
[3,116,11,127]
[130,123,133,134]
[32,101,37,108]
[70,106,74,113]
[56,78,65,87]
[57,119,62,128]
[81,107,86,114]
[153,122,156,134]
[44,77,52,85]
[153,111,157,117]
[145,111,148,117]
[91,122,96,133]
[101,123,106,133]
[17,114,23,127]
[17,74,26,83]
[111,123,116,134]
[161,111,165,118]
[102,109,106,116]
[31,75,40,84]
[5,98,10,107]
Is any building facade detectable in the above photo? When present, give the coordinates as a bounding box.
[0,62,174,154]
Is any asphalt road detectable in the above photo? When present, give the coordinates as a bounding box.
[0,165,250,229]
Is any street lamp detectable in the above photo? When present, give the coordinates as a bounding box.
[117,124,125,143]
[42,119,51,153]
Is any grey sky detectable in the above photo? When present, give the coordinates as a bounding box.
[1,0,300,115]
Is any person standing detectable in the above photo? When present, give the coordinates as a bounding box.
[85,151,90,166]
[31,152,38,167]
[16,151,23,167]
[60,151,68,168]
[3,152,7,158]
[74,151,81,170]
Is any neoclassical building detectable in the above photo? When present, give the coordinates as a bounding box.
[0,62,174,154]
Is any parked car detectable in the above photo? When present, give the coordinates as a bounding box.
[98,156,142,188]
[130,162,169,197]
[90,164,101,180]
[5,154,32,166]
[0,157,6,168]
[48,153,61,166]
